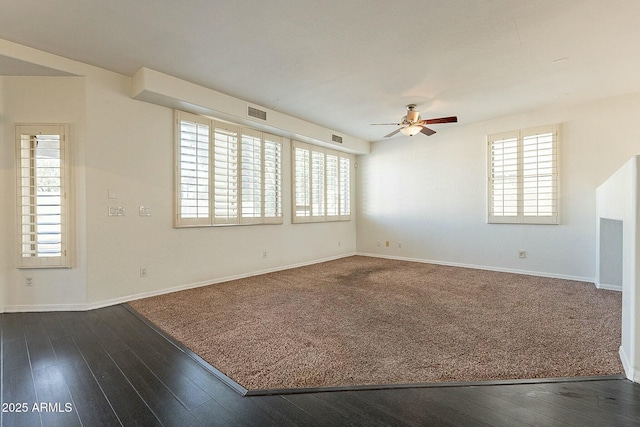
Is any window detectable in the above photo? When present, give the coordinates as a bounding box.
[488,124,559,224]
[293,140,352,223]
[16,124,72,268]
[176,111,282,227]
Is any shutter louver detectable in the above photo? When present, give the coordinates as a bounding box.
[326,154,339,217]
[522,130,557,220]
[179,120,210,222]
[311,151,325,216]
[339,157,350,216]
[264,136,282,220]
[489,135,518,219]
[294,147,311,217]
[213,124,239,224]
[241,130,262,221]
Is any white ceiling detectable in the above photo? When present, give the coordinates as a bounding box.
[1,0,640,141]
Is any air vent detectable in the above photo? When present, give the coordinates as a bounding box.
[247,106,267,121]
[331,134,343,144]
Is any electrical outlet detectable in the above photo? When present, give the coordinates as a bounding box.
[139,206,151,216]
[376,240,381,247]
[518,250,526,259]
[398,242,402,248]
[25,277,33,286]
[140,267,148,277]
[263,251,267,259]
[386,241,390,247]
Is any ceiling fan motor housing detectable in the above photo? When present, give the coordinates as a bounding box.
[406,104,420,122]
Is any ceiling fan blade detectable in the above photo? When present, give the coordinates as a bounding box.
[370,123,402,126]
[384,128,403,138]
[423,116,458,125]
[420,126,436,136]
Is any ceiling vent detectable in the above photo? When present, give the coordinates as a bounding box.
[331,134,343,144]
[247,106,267,121]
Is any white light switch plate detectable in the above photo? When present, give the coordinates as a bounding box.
[108,206,125,216]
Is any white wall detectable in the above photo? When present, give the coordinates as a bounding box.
[82,71,357,307]
[0,76,89,310]
[0,42,358,311]
[357,92,640,281]
[595,156,640,382]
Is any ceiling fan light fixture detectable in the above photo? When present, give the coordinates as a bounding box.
[401,124,422,136]
[371,105,457,138]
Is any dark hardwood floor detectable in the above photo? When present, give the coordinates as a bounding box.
[1,305,639,427]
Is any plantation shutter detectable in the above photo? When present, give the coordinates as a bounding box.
[240,129,262,223]
[326,154,339,217]
[311,151,325,216]
[339,157,351,217]
[213,122,239,224]
[263,134,282,222]
[16,124,71,268]
[488,125,559,224]
[176,111,282,227]
[177,114,210,226]
[294,146,311,218]
[522,127,558,223]
[292,140,352,223]
[488,131,519,222]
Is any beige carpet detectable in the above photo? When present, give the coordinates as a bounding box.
[129,256,623,390]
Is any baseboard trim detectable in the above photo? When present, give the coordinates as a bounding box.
[0,252,606,313]
[619,345,638,383]
[118,252,357,307]
[596,282,623,291]
[1,253,357,313]
[356,252,595,284]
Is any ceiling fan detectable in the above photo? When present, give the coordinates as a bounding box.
[372,104,458,137]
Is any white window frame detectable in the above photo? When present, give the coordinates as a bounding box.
[175,110,283,227]
[487,124,559,225]
[292,140,352,223]
[15,124,73,268]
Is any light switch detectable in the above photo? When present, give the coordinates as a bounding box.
[108,206,125,216]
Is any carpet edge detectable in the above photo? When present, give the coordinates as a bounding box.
[123,303,249,396]
[124,301,626,396]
